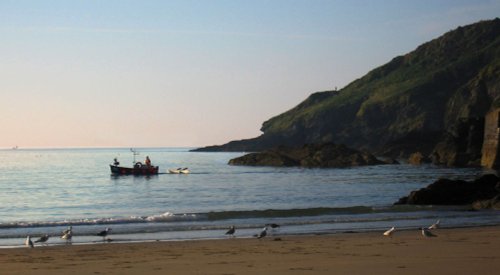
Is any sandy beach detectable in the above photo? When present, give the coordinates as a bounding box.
[0,226,499,275]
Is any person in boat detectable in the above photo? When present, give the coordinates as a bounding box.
[145,156,151,167]
[113,158,120,166]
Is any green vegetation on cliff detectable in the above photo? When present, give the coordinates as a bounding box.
[194,18,500,157]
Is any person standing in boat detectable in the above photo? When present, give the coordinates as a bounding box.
[145,156,151,167]
[113,158,120,166]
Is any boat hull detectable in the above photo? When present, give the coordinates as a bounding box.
[110,165,159,175]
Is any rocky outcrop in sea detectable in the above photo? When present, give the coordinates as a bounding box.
[228,143,386,168]
[394,174,500,209]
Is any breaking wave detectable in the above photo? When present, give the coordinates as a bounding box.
[0,205,463,229]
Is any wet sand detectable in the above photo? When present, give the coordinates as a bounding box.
[1,226,499,274]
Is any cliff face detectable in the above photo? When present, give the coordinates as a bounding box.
[194,19,500,161]
[481,109,500,168]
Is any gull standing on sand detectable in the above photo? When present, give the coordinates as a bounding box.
[61,226,73,243]
[97,228,111,241]
[257,227,268,239]
[421,227,437,237]
[428,220,440,230]
[62,226,72,236]
[61,231,72,243]
[34,234,49,245]
[25,236,34,248]
[225,226,236,237]
[383,227,395,236]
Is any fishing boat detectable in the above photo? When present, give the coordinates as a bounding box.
[110,149,159,175]
[110,162,159,175]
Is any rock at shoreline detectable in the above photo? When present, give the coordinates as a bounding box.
[395,174,500,208]
[229,151,297,167]
[228,143,386,168]
[472,195,500,210]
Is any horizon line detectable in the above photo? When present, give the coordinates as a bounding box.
[0,146,201,151]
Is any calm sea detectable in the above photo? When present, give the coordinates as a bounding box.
[1,147,499,247]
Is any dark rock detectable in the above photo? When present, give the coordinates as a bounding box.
[395,174,500,206]
[228,151,297,167]
[472,195,500,210]
[228,143,385,168]
[379,157,400,165]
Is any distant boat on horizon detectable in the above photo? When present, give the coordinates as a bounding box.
[12,146,18,150]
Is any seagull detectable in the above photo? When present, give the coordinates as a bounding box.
[61,226,73,243]
[61,231,72,243]
[383,227,395,237]
[62,226,72,236]
[257,227,268,239]
[97,228,111,241]
[225,226,236,237]
[34,234,49,245]
[25,236,34,248]
[428,220,440,230]
[421,227,437,237]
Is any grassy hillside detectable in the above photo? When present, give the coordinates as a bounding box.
[259,18,500,154]
[195,18,500,157]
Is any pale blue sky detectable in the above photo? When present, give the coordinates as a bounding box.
[1,0,499,148]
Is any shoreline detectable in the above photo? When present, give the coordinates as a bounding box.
[3,205,499,248]
[1,225,499,274]
[2,219,498,249]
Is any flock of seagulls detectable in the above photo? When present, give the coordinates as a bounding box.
[25,223,281,248]
[25,222,282,248]
[24,226,112,248]
[23,219,441,248]
[383,219,441,238]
